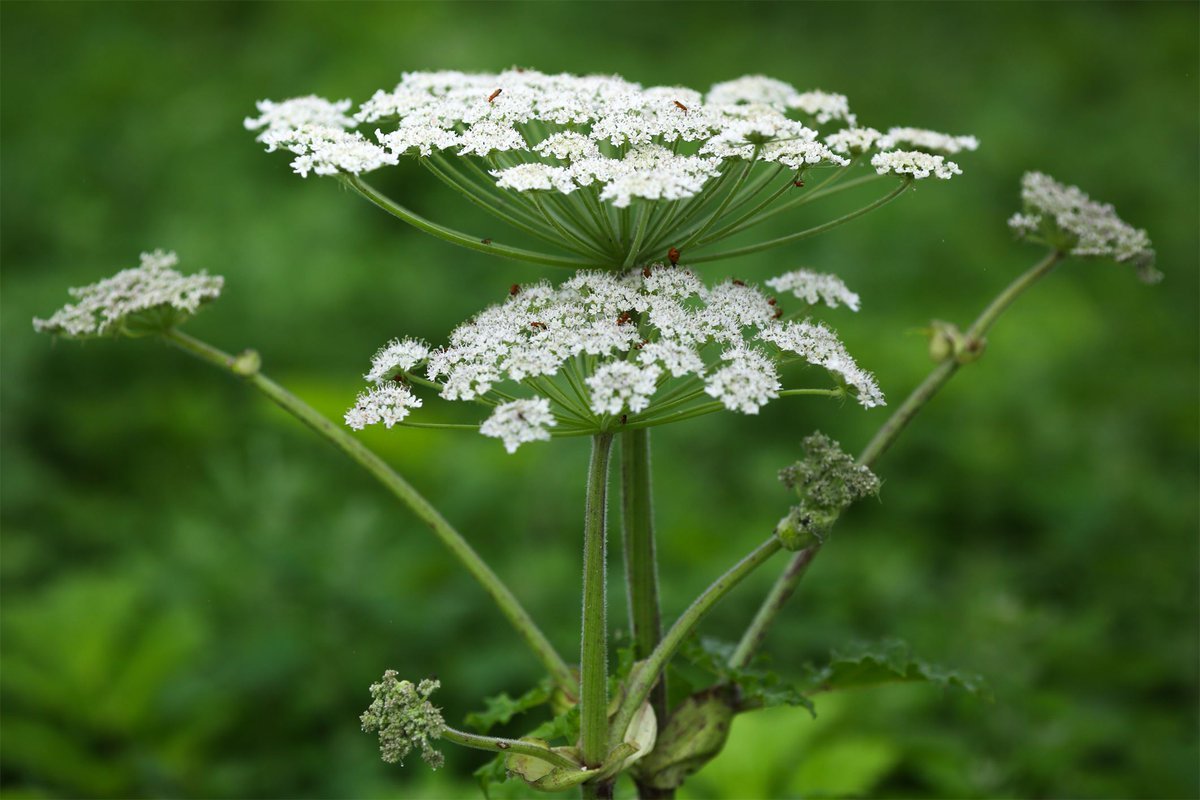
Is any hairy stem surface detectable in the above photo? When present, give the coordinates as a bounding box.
[580,433,615,767]
[620,429,665,720]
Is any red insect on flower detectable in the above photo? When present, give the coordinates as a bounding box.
[620,414,628,425]
[667,246,681,266]
[773,308,784,320]
[732,279,746,287]
[673,100,689,112]
[487,89,502,103]
[530,321,547,330]
[642,265,653,278]
[509,283,521,296]
[767,297,778,306]
[793,179,805,188]
[616,311,634,326]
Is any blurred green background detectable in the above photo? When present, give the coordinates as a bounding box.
[2,2,1197,798]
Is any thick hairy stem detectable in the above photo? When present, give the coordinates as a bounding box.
[730,249,1065,668]
[161,329,578,696]
[620,429,666,722]
[580,433,615,767]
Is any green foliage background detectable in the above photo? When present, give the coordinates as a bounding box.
[2,2,1197,798]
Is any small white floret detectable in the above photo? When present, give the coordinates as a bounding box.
[703,347,781,414]
[480,398,557,453]
[587,361,662,415]
[366,338,431,384]
[766,269,861,311]
[877,127,979,154]
[345,384,423,430]
[871,150,961,180]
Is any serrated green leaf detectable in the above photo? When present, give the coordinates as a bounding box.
[805,639,991,700]
[526,704,580,744]
[465,679,554,734]
[679,636,815,716]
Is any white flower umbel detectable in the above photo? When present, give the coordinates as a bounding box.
[347,264,883,451]
[480,398,557,453]
[704,347,781,414]
[758,321,885,409]
[825,127,882,155]
[33,250,223,338]
[871,150,962,180]
[877,127,979,154]
[767,269,861,311]
[586,362,663,415]
[365,338,431,384]
[1011,172,1158,281]
[250,70,976,266]
[345,383,423,430]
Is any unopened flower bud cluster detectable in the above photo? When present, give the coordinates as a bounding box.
[347,264,885,452]
[246,70,977,208]
[360,671,446,769]
[777,432,880,548]
[32,251,223,338]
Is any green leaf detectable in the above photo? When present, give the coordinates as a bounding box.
[805,639,991,699]
[525,704,580,744]
[465,679,554,734]
[472,753,511,799]
[680,636,815,716]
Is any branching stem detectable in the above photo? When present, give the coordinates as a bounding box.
[160,329,578,695]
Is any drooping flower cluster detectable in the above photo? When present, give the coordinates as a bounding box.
[32,251,223,338]
[1009,172,1159,282]
[360,671,446,769]
[246,70,973,206]
[347,264,884,451]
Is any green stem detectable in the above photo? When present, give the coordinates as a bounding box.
[726,544,820,669]
[694,170,796,248]
[420,158,574,252]
[677,155,757,252]
[441,726,582,771]
[342,175,592,269]
[858,249,1064,467]
[161,329,578,696]
[580,433,615,767]
[624,389,840,431]
[611,535,783,748]
[729,248,1065,669]
[620,429,665,723]
[733,170,884,235]
[622,203,651,269]
[688,179,912,263]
